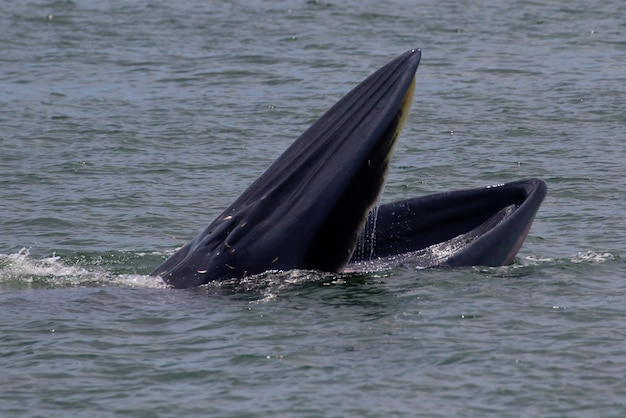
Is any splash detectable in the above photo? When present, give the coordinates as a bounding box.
[200,269,340,303]
[0,248,166,289]
[355,204,381,262]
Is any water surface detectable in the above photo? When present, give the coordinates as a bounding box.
[1,0,625,416]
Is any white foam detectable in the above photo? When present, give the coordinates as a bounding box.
[571,251,616,264]
[109,274,168,289]
[523,250,617,266]
[0,248,165,288]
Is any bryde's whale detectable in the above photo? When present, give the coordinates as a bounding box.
[152,48,546,289]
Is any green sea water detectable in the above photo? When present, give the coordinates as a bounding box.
[1,0,625,416]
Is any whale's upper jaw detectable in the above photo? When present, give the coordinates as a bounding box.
[152,49,422,288]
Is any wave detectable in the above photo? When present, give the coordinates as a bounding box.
[0,248,619,291]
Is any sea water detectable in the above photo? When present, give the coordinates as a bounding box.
[1,0,625,416]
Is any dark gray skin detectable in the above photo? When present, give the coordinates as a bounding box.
[152,49,547,289]
[153,49,422,288]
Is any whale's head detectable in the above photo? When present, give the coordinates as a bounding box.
[152,49,421,288]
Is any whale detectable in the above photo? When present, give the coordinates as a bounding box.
[152,48,546,289]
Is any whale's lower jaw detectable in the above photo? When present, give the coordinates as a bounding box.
[349,178,547,271]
